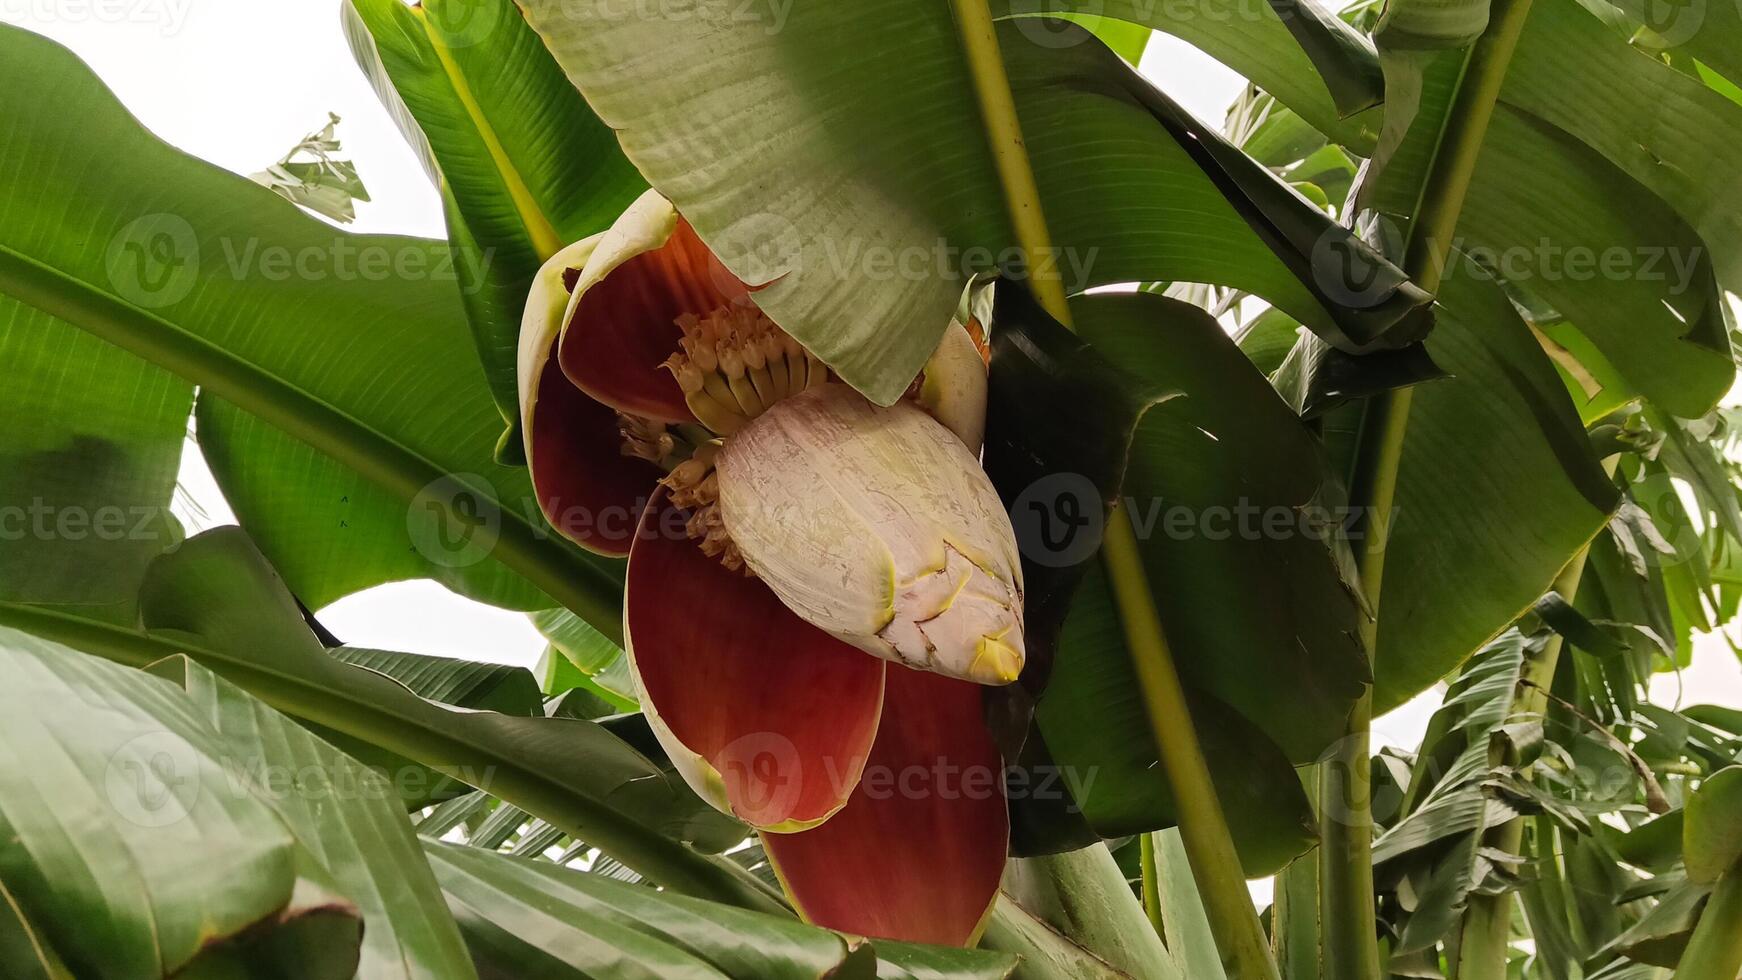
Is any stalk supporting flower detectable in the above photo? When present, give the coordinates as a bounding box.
[1346,0,1547,975]
[518,189,1020,944]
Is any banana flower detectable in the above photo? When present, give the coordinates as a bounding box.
[518,190,1025,945]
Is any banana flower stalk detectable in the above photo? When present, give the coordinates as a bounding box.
[518,190,1026,945]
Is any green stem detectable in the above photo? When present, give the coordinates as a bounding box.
[1320,0,1541,973]
[0,601,780,914]
[0,243,623,644]
[1103,516,1280,978]
[1140,833,1165,936]
[1677,865,1742,980]
[948,2,1279,974]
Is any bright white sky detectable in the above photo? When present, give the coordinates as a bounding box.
[5,3,1738,897]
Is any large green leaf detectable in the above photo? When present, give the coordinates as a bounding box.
[313,646,544,808]
[343,0,646,443]
[995,0,1384,152]
[0,625,363,979]
[984,287,1340,873]
[0,527,769,909]
[1364,8,1734,420]
[130,529,752,861]
[1684,766,1742,884]
[1370,267,1618,708]
[1501,0,1742,285]
[0,301,189,623]
[518,5,1425,403]
[0,24,623,631]
[430,843,844,978]
[151,655,476,979]
[329,645,543,716]
[993,845,1177,980]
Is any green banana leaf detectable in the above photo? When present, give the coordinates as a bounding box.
[996,0,1384,150]
[150,655,477,979]
[1364,6,1733,420]
[133,529,751,853]
[1684,766,1742,884]
[0,301,190,624]
[0,24,623,634]
[1369,266,1618,709]
[343,0,647,450]
[425,841,1019,979]
[0,626,365,980]
[0,527,771,910]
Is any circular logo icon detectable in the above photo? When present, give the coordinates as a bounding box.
[717,731,804,826]
[407,473,502,568]
[706,211,803,302]
[1638,0,1704,47]
[1006,0,1103,49]
[1010,472,1105,568]
[1309,215,1404,310]
[105,213,199,310]
[105,730,202,828]
[1617,475,1699,570]
[423,0,502,49]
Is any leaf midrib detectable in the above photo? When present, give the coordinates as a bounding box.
[0,601,776,913]
[0,240,623,643]
[414,4,564,261]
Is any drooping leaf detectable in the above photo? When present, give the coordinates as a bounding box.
[129,529,748,860]
[315,645,545,808]
[1367,265,1618,710]
[150,655,477,979]
[1363,15,1734,421]
[0,301,189,624]
[1001,0,1384,152]
[985,285,1341,872]
[329,646,543,716]
[0,24,624,627]
[424,841,1020,979]
[519,5,1425,403]
[0,625,364,980]
[1501,0,1742,287]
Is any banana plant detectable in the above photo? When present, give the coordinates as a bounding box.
[0,0,1739,975]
